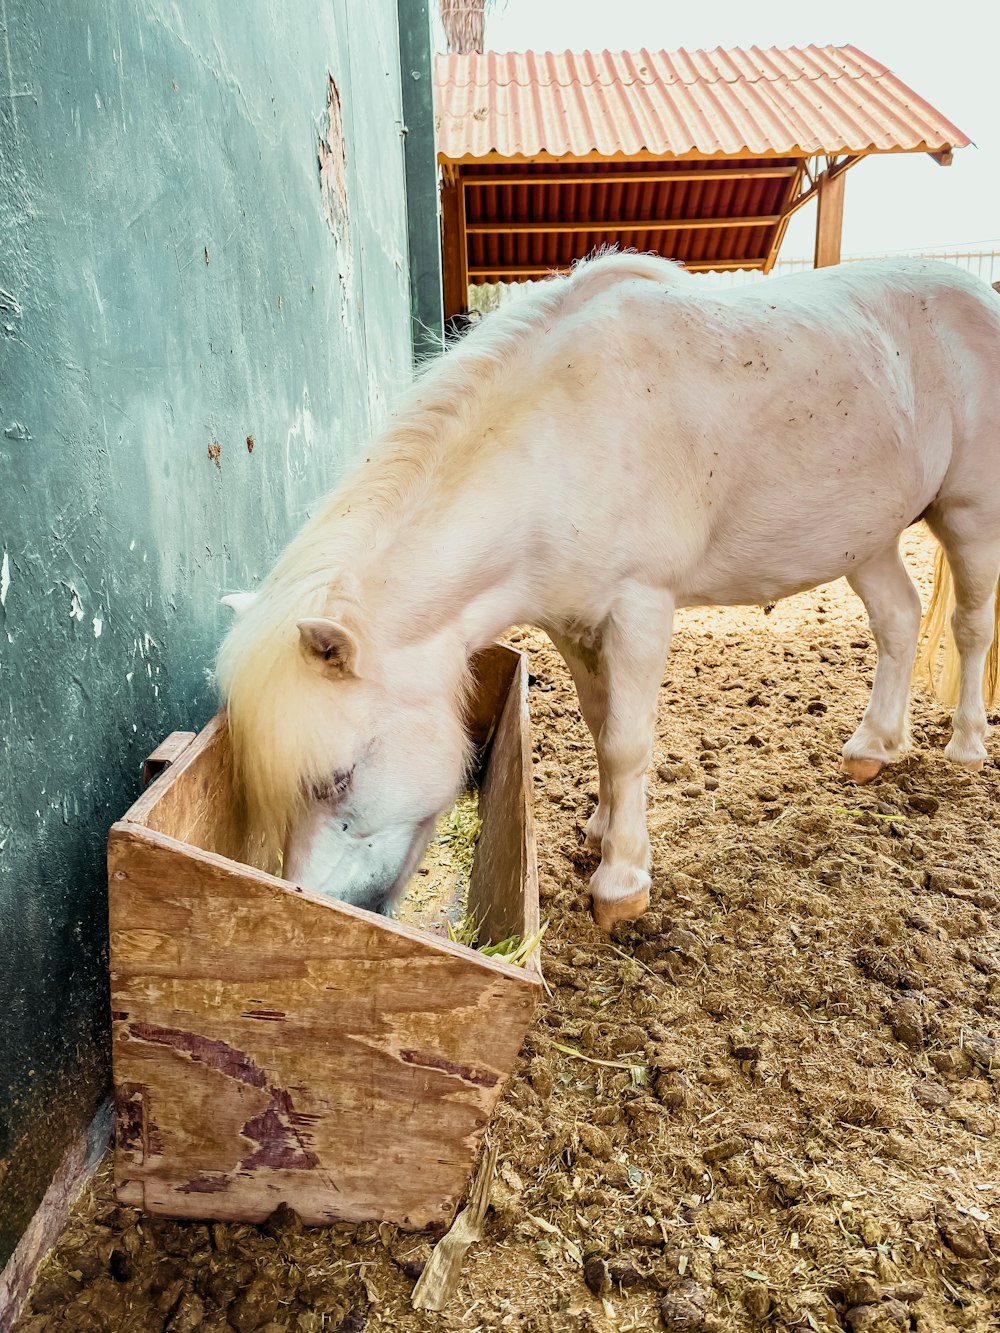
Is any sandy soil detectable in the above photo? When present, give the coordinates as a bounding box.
[15,528,999,1333]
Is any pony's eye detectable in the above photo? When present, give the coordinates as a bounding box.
[310,768,353,803]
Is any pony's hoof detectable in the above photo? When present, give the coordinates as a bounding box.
[592,890,650,933]
[944,736,988,770]
[841,756,883,784]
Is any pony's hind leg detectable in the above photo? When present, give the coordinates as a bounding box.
[924,518,1000,770]
[841,544,922,783]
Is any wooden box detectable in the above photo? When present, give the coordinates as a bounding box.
[108,644,540,1230]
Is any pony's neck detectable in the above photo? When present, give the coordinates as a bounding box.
[353,467,533,658]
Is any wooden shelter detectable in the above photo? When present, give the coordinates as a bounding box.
[434,46,970,317]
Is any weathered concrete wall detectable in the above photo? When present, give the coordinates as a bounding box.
[0,0,414,1274]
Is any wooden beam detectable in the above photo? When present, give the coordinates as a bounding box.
[468,266,568,278]
[468,259,766,279]
[762,162,807,274]
[440,178,465,319]
[814,167,846,268]
[930,148,954,166]
[465,215,780,235]
[460,167,799,188]
[457,172,469,305]
[780,154,861,226]
[680,259,765,272]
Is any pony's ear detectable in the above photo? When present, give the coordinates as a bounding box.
[297,618,359,678]
[221,592,257,615]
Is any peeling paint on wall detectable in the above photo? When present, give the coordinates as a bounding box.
[318,75,349,239]
[1,551,10,606]
[318,74,354,317]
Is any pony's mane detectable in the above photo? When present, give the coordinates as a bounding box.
[217,250,686,850]
[251,249,683,600]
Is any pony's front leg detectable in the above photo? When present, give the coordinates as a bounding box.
[549,630,610,848]
[841,545,922,783]
[588,587,675,932]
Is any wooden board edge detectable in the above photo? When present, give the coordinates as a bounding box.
[142,731,197,788]
[466,642,519,753]
[119,712,228,827]
[514,653,543,977]
[0,1100,113,1329]
[108,822,541,992]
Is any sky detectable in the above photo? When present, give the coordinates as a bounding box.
[451,0,999,261]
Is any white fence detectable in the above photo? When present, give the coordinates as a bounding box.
[468,245,1000,309]
[705,245,1000,288]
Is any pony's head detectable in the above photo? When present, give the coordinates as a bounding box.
[216,590,471,916]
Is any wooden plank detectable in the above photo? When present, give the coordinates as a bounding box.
[0,1102,112,1329]
[465,215,780,234]
[469,654,539,962]
[124,716,253,868]
[142,731,196,788]
[465,644,518,750]
[109,824,539,1229]
[461,166,799,187]
[814,166,846,268]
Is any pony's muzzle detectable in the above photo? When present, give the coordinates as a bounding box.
[283,811,436,917]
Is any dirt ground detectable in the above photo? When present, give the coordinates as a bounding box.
[15,527,999,1333]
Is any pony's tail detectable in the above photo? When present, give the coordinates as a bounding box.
[915,544,1000,708]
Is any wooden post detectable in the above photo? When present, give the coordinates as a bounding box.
[457,177,469,305]
[814,167,846,268]
[440,177,466,319]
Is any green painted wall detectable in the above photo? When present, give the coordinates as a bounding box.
[0,0,418,1270]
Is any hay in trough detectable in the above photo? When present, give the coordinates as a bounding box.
[396,789,482,937]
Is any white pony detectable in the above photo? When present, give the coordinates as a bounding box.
[218,253,1000,931]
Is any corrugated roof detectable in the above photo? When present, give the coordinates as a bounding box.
[435,46,970,161]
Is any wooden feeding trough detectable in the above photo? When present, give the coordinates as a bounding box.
[107,644,540,1231]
